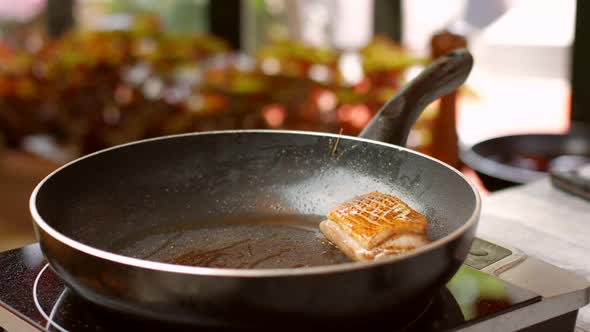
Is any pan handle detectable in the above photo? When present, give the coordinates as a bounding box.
[358,48,473,147]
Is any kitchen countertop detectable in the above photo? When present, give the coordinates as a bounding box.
[476,167,590,332]
[0,151,59,252]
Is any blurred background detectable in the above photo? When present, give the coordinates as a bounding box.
[0,0,587,251]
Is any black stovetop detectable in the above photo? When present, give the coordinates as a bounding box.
[0,243,541,332]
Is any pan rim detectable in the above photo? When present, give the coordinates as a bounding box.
[30,129,481,277]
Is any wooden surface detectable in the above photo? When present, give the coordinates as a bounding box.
[0,151,59,252]
[477,168,590,332]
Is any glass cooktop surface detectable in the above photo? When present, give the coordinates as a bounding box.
[0,243,541,331]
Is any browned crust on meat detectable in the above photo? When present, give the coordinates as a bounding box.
[326,191,428,250]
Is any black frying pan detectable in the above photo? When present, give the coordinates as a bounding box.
[461,129,590,191]
[30,49,479,328]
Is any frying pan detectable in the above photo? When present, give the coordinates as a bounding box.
[30,49,479,328]
[461,128,590,191]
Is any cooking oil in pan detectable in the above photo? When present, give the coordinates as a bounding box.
[112,215,350,269]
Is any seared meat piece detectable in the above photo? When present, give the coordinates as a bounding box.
[319,192,430,261]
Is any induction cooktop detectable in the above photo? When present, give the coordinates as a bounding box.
[0,238,588,331]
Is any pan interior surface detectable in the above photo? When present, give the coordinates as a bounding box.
[34,131,478,270]
[110,214,350,269]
